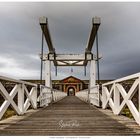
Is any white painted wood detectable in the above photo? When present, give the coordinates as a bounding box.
[89,85,100,107]
[40,85,52,107]
[45,60,51,87]
[24,86,37,111]
[0,76,36,86]
[76,85,100,106]
[76,89,89,103]
[44,54,95,61]
[18,84,24,114]
[0,82,21,115]
[102,73,140,125]
[0,76,37,120]
[90,60,96,88]
[52,89,67,102]
[102,72,140,86]
[114,84,120,114]
[0,84,19,119]
[39,85,67,107]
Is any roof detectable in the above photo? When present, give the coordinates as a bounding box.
[60,76,84,83]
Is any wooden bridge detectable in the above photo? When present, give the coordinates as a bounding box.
[0,17,140,136]
[0,96,140,136]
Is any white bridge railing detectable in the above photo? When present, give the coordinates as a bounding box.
[76,85,100,107]
[53,89,67,102]
[76,89,89,102]
[40,85,67,107]
[40,85,52,107]
[89,85,100,107]
[102,72,140,125]
[0,76,37,120]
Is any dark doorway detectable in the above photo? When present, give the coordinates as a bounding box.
[67,87,75,96]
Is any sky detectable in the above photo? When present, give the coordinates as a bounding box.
[0,2,140,80]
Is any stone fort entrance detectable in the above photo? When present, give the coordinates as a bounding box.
[52,76,88,95]
[67,87,75,96]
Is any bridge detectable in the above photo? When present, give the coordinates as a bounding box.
[0,17,140,135]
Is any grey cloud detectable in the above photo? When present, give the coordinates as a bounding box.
[0,2,140,80]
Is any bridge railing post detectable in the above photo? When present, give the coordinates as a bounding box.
[39,85,52,107]
[102,72,140,126]
[52,89,67,103]
[31,86,37,109]
[89,85,100,107]
[114,83,120,115]
[45,60,51,87]
[76,89,89,103]
[89,60,96,88]
[18,84,24,114]
[0,76,38,120]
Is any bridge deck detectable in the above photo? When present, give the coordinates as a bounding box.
[0,96,140,136]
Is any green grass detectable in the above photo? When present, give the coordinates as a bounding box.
[2,108,16,120]
[121,108,133,119]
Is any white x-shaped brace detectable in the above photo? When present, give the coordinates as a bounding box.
[23,84,37,111]
[103,79,140,125]
[0,82,37,119]
[115,79,140,124]
[0,82,21,119]
[102,84,115,110]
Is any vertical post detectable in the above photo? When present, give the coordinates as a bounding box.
[32,87,37,109]
[102,85,105,109]
[18,84,24,114]
[96,29,100,85]
[84,66,86,76]
[40,25,44,85]
[90,60,96,88]
[89,60,96,104]
[114,83,120,115]
[45,60,51,87]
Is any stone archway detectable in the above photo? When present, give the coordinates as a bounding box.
[67,87,75,96]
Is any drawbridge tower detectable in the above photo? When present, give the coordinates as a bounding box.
[39,17,101,90]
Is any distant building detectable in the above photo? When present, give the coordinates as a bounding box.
[23,76,113,96]
[52,76,88,96]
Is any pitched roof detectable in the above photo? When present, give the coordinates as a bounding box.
[60,76,84,83]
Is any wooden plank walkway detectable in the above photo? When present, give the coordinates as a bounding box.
[0,96,140,136]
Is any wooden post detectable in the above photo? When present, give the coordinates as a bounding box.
[45,60,51,88]
[18,84,24,114]
[114,83,120,115]
[90,60,96,88]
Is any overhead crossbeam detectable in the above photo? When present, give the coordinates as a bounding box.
[39,17,101,67]
[42,53,96,66]
[39,17,55,54]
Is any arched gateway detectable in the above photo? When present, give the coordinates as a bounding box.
[67,87,75,96]
[52,76,88,95]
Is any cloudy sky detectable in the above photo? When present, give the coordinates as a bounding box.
[0,2,140,80]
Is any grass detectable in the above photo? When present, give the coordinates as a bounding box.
[2,108,16,120]
[121,108,133,119]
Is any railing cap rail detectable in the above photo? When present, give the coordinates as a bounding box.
[40,85,52,89]
[90,85,99,89]
[102,72,140,86]
[76,89,89,93]
[0,76,37,87]
[40,85,67,93]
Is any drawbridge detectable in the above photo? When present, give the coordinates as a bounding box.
[0,17,140,135]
